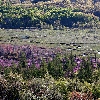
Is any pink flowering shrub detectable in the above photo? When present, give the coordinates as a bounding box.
[0,44,100,99]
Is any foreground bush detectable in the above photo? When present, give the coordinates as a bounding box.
[0,71,100,100]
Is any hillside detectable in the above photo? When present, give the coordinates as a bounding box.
[1,0,100,10]
[0,0,100,29]
[1,0,100,3]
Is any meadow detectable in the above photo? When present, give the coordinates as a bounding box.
[0,28,100,55]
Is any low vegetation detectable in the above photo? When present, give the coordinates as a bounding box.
[0,44,100,99]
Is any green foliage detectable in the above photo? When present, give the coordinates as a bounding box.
[18,52,27,68]
[92,84,100,99]
[1,52,100,99]
[0,5,99,29]
[55,78,69,99]
[47,54,64,79]
[0,72,22,100]
[77,57,93,83]
[0,66,100,99]
[21,64,47,79]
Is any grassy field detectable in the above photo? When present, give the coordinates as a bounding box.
[0,28,100,57]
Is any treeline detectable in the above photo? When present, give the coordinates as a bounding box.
[0,5,99,29]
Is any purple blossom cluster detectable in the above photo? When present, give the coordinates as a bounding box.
[0,58,19,67]
[73,57,82,73]
[0,43,99,77]
[73,56,99,73]
[0,44,62,68]
[91,58,97,68]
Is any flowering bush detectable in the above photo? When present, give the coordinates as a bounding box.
[0,44,100,99]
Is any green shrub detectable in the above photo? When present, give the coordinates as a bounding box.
[47,54,64,79]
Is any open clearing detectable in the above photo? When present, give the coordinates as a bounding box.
[0,28,100,57]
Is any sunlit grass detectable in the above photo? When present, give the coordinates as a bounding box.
[0,28,100,57]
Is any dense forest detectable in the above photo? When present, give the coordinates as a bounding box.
[0,0,100,29]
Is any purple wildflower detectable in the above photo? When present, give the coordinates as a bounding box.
[35,63,40,69]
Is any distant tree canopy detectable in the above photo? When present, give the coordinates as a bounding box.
[31,0,51,3]
[0,4,99,29]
